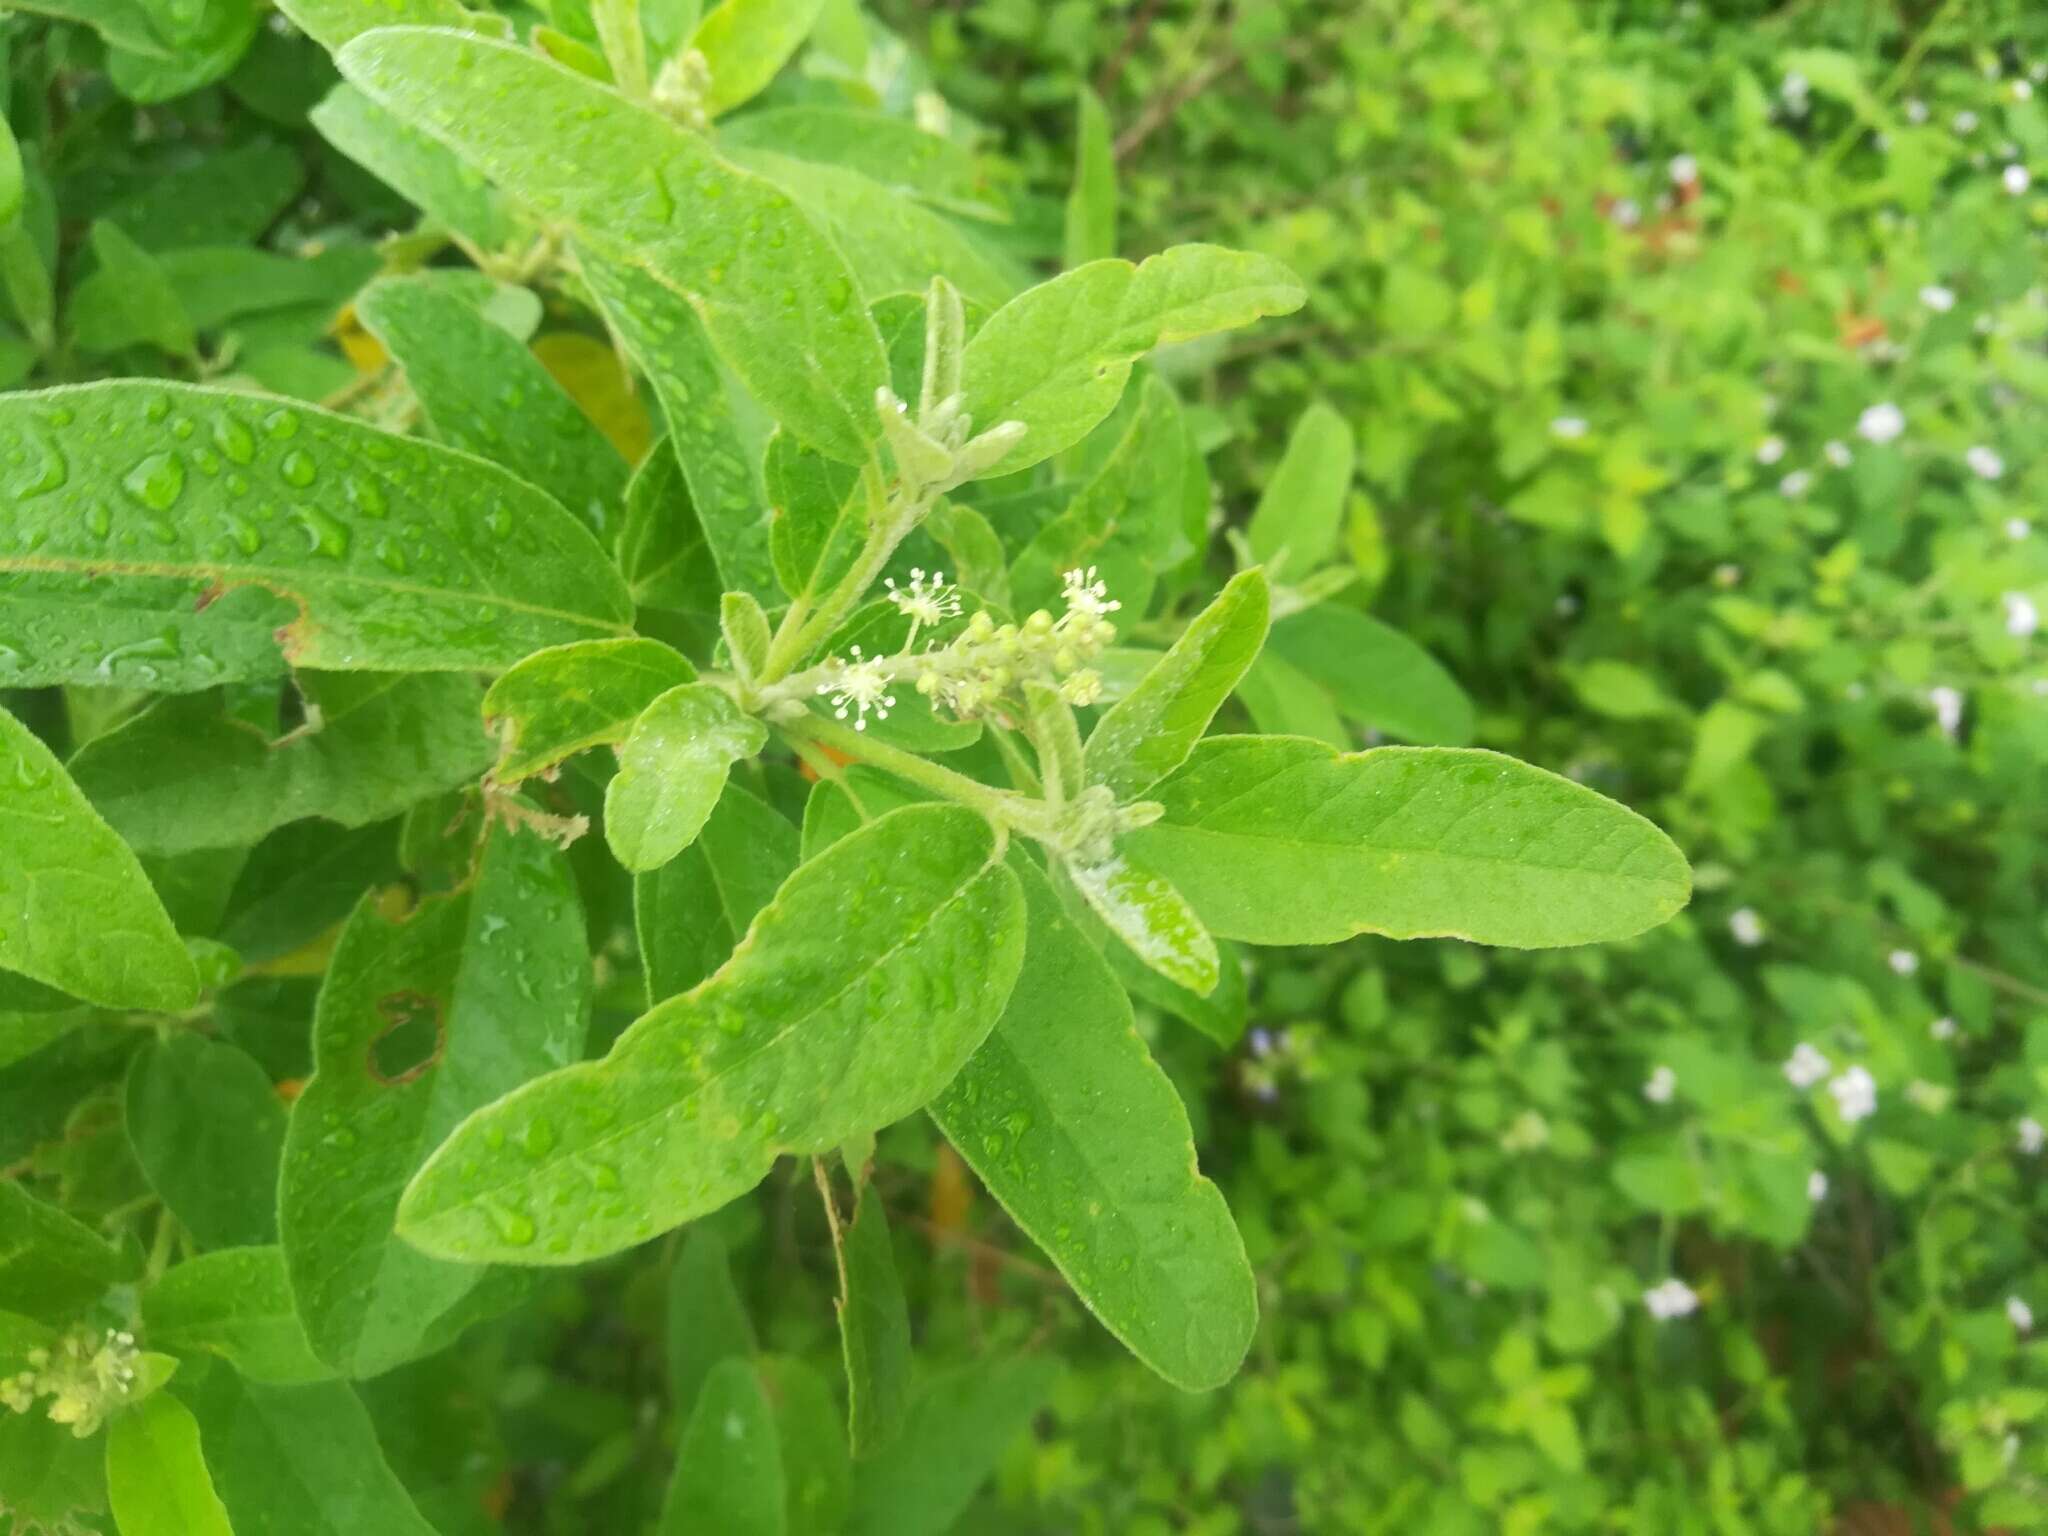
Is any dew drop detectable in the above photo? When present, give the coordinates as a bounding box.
[121,452,186,512]
[295,508,352,559]
[213,416,256,465]
[521,1118,557,1158]
[279,448,319,487]
[488,1204,538,1247]
[262,407,301,440]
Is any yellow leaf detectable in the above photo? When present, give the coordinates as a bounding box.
[532,331,654,462]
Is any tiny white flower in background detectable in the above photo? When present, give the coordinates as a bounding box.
[1755,435,1787,465]
[1713,563,1744,588]
[1888,948,1920,976]
[1643,1278,1700,1320]
[1643,1065,1677,1104]
[2004,592,2039,638]
[1906,1079,1950,1113]
[1779,469,1813,498]
[1555,594,1579,617]
[1953,110,1979,134]
[1248,1027,1274,1058]
[1551,415,1588,439]
[1872,131,1890,153]
[1975,314,1997,335]
[1669,153,1699,184]
[1966,444,2005,479]
[2005,164,2032,195]
[1905,97,1929,123]
[1060,566,1121,620]
[1824,440,1853,468]
[1929,1016,1958,1041]
[814,646,897,732]
[912,90,950,136]
[2010,1295,2035,1333]
[1919,284,1957,312]
[882,568,961,630]
[2006,517,2031,540]
[1857,402,1905,443]
[1829,1065,1879,1124]
[1808,1170,1829,1201]
[2017,80,2036,101]
[1782,72,1809,105]
[1729,907,1765,946]
[1611,198,1642,228]
[1929,685,1964,737]
[2019,1117,2046,1155]
[1784,1042,1831,1089]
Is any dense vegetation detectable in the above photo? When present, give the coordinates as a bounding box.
[0,1,2042,1533]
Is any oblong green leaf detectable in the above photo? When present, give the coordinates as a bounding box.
[837,1182,910,1457]
[960,244,1305,477]
[1063,86,1116,269]
[309,84,525,252]
[638,783,800,1005]
[1262,604,1474,746]
[1123,737,1693,947]
[718,107,996,217]
[0,1180,140,1317]
[842,1359,1054,1536]
[932,861,1253,1389]
[658,1356,785,1536]
[1062,854,1217,997]
[0,382,631,690]
[141,1247,333,1385]
[105,1391,233,1536]
[484,637,698,786]
[1085,566,1269,800]
[1246,401,1353,583]
[603,684,768,872]
[0,703,196,1011]
[274,0,469,51]
[279,819,590,1375]
[338,28,888,465]
[126,1036,286,1250]
[690,0,824,117]
[397,804,1025,1265]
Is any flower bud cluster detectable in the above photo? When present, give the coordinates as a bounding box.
[2,1326,140,1438]
[652,49,713,132]
[876,386,1026,497]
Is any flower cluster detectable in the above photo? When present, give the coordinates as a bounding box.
[2,1326,140,1438]
[908,567,1119,718]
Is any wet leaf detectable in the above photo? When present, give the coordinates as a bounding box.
[657,1356,784,1536]
[637,782,800,1004]
[126,1035,287,1249]
[604,685,768,873]
[836,1181,910,1456]
[0,1179,140,1318]
[141,1246,333,1384]
[105,1390,234,1536]
[483,637,698,786]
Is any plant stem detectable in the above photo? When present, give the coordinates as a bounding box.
[778,714,1051,843]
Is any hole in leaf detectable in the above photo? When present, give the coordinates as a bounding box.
[369,990,444,1084]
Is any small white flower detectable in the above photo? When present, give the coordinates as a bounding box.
[2005,164,2032,195]
[1967,444,2006,480]
[815,645,898,732]
[1060,566,1121,620]
[1929,1016,1957,1041]
[2017,79,2036,100]
[2007,517,2032,540]
[1057,668,1104,707]
[2010,1295,2035,1333]
[1954,110,1979,134]
[1920,284,1957,312]
[913,89,950,137]
[1554,593,1579,617]
[1784,1042,1831,1089]
[1713,563,1743,588]
[882,568,962,630]
[1669,153,1699,185]
[1779,469,1813,498]
[1643,1065,1677,1104]
[1930,685,1964,737]
[1888,948,1920,976]
[1905,98,1929,123]
[1829,1065,1879,1124]
[2004,592,2039,638]
[1858,402,1906,444]
[1824,440,1853,468]
[1729,907,1765,946]
[1808,1170,1829,1201]
[1551,415,1589,439]
[2019,1117,2045,1155]
[1643,1278,1700,1320]
[1611,198,1641,228]
[1782,72,1809,106]
[1755,435,1787,465]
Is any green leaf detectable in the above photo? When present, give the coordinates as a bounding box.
[933,862,1252,1389]
[141,1246,333,1384]
[175,1367,439,1535]
[100,142,303,252]
[1063,86,1116,268]
[126,1036,286,1250]
[1236,650,1347,748]
[0,1179,140,1317]
[1063,854,1218,997]
[1086,567,1269,800]
[0,704,197,1011]
[836,1181,911,1457]
[68,674,492,858]
[718,107,996,217]
[338,29,887,466]
[69,220,195,359]
[604,685,768,872]
[154,244,379,333]
[1122,738,1693,947]
[397,804,1025,1265]
[959,244,1305,477]
[1262,605,1474,746]
[619,441,724,620]
[0,118,23,232]
[279,818,590,1375]
[759,1355,851,1533]
[0,1404,107,1535]
[766,426,864,604]
[638,782,800,1004]
[105,1391,233,1536]
[1246,401,1353,583]
[658,1357,785,1536]
[843,1358,1055,1536]
[0,382,632,690]
[274,0,470,51]
[689,0,824,116]
[309,84,524,252]
[577,246,779,599]
[355,273,628,542]
[0,0,168,57]
[484,637,698,786]
[666,1228,756,1417]
[1563,658,1684,721]
[105,0,258,104]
